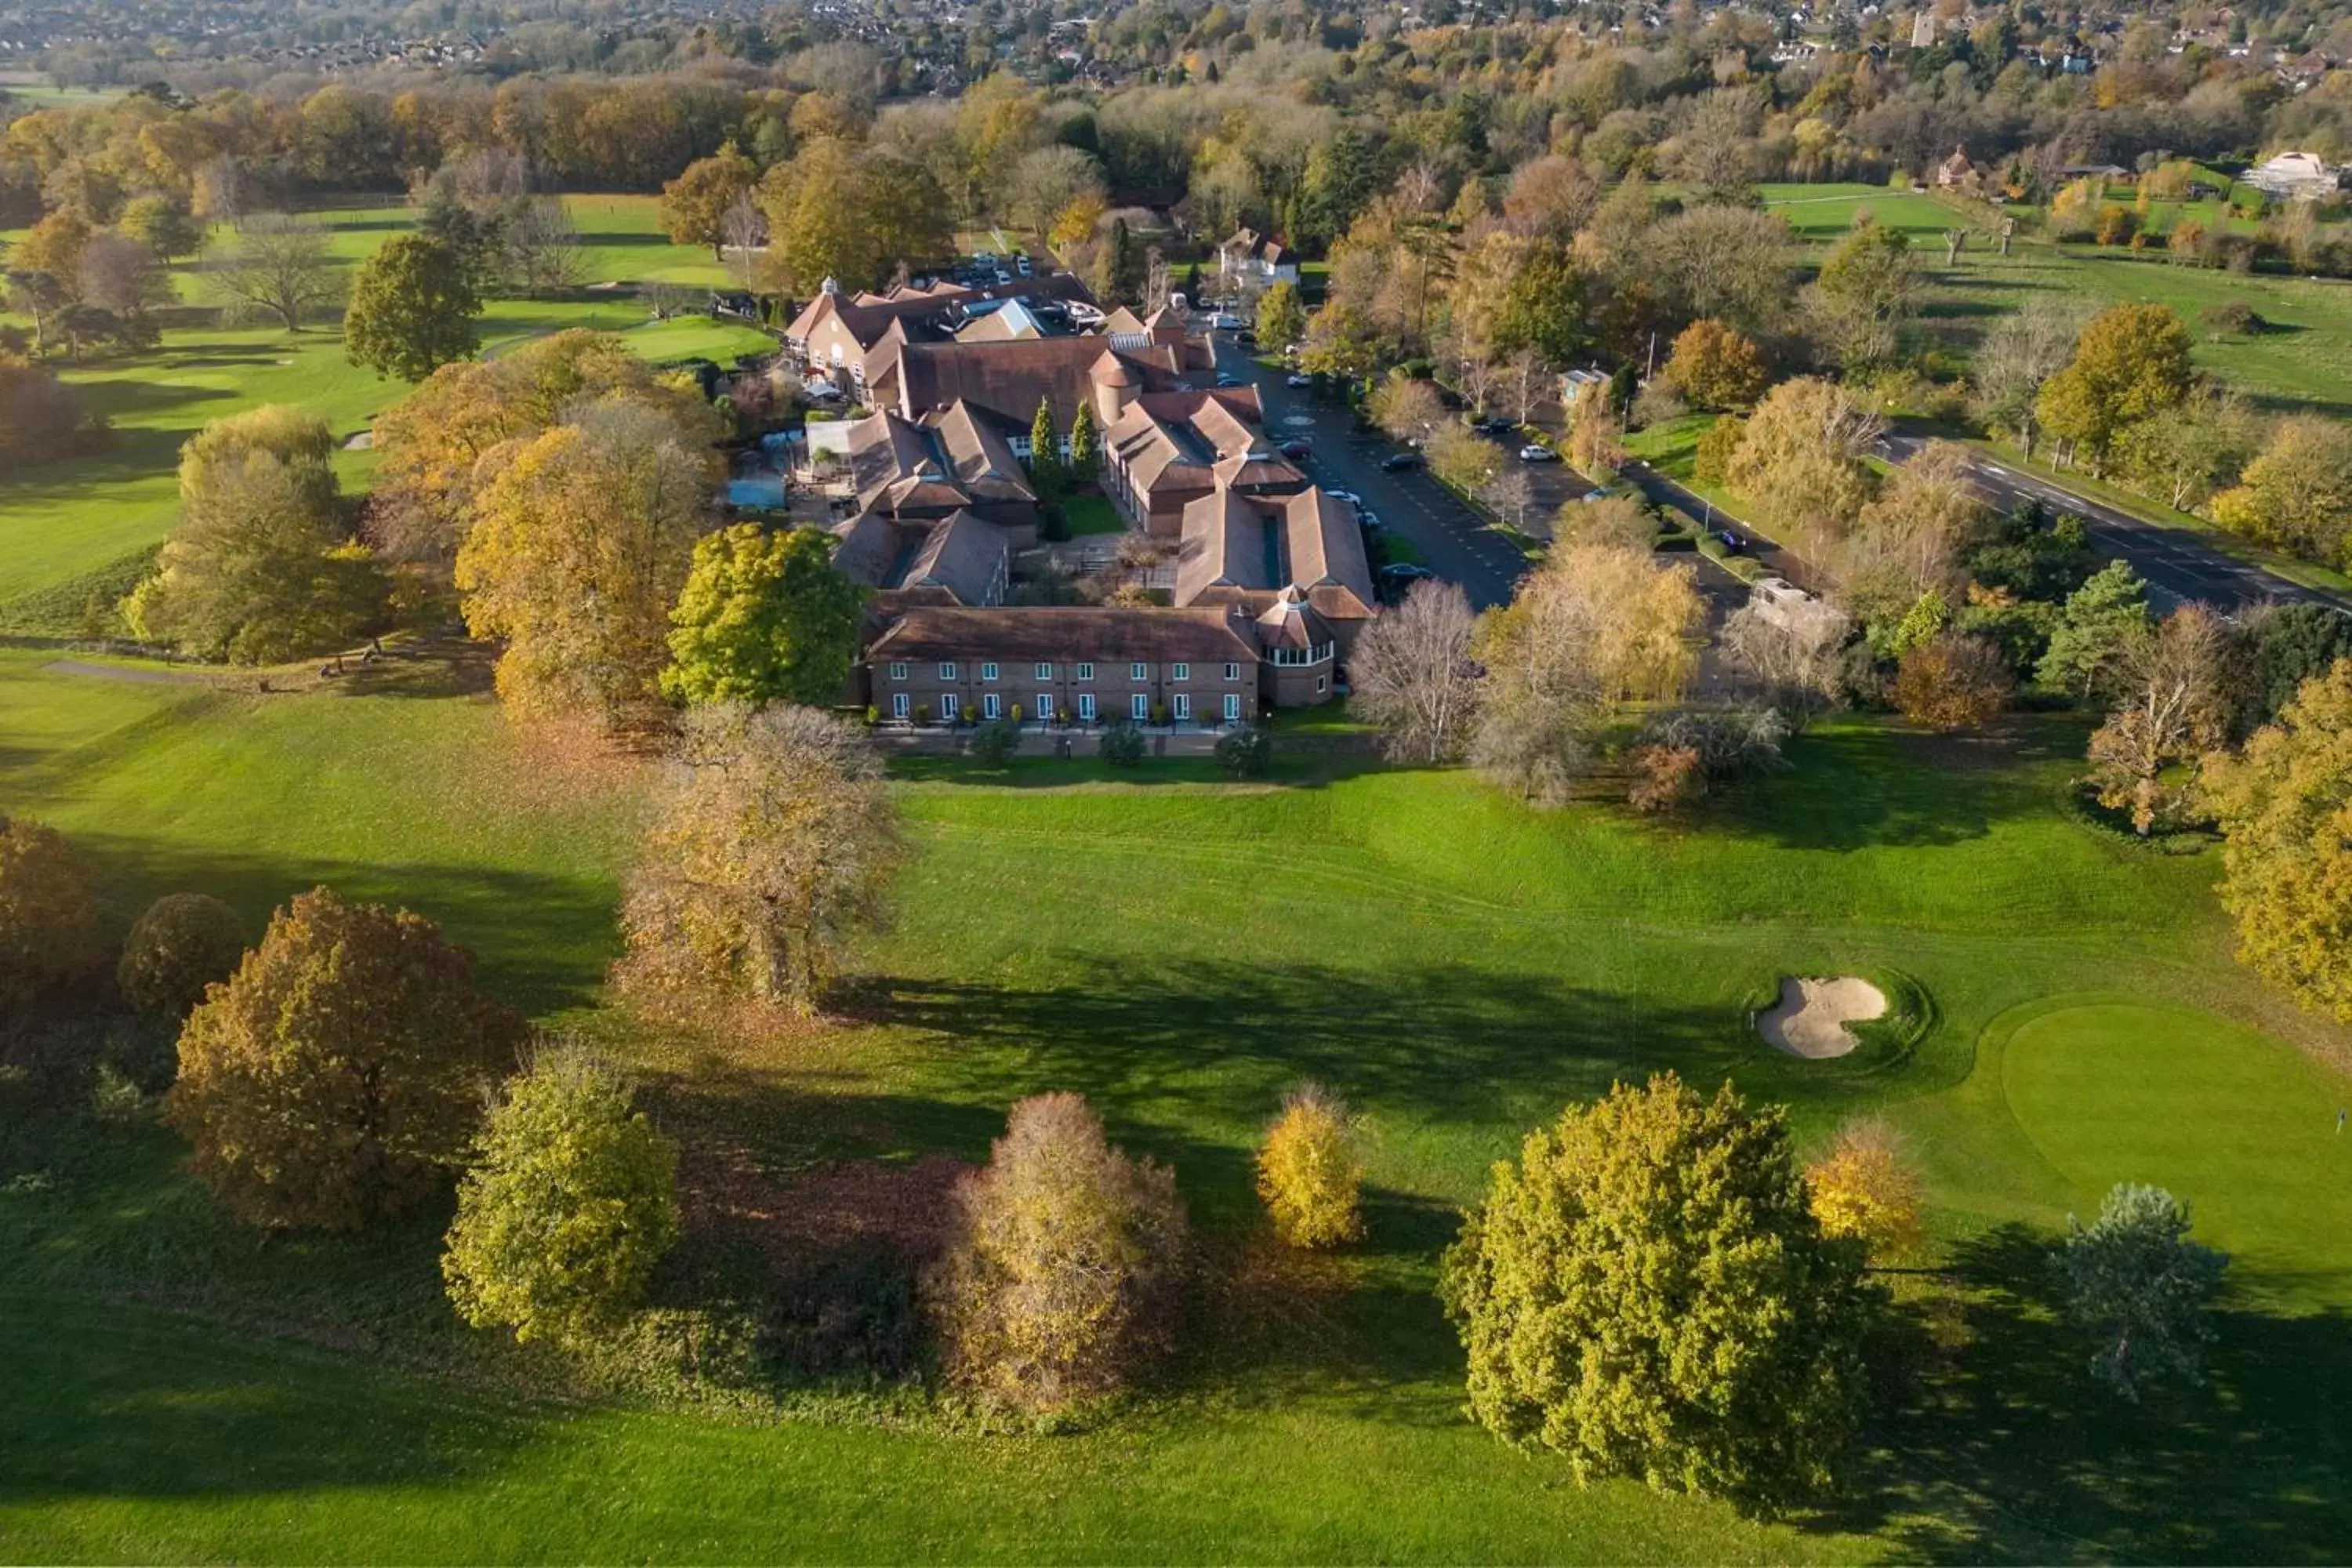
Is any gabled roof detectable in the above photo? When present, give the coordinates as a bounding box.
[1174,485,1374,621]
[831,509,1010,607]
[842,402,1038,515]
[877,336,1189,427]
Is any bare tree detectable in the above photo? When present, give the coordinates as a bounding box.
[504,196,586,297]
[719,194,767,289]
[191,154,249,227]
[644,281,699,321]
[208,213,336,331]
[1974,296,2087,460]
[2087,604,2237,834]
[1721,600,1853,730]
[1483,468,1537,532]
[1503,346,1549,424]
[1350,579,1482,764]
[78,230,171,322]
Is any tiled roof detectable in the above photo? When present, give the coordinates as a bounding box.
[1174,486,1374,619]
[879,337,1189,427]
[867,606,1263,665]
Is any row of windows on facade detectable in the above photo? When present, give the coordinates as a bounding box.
[887,690,1253,723]
[884,660,1247,683]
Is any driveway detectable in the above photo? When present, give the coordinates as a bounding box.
[1211,337,1528,609]
[1878,434,2344,612]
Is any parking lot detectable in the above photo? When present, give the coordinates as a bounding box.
[1210,336,1533,609]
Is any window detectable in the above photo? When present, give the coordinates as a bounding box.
[982,693,1001,719]
[1130,662,1148,681]
[1035,694,1054,720]
[1223,692,1241,723]
[1034,662,1053,680]
[1224,662,1241,681]
[938,661,957,681]
[1171,662,1189,682]
[893,692,910,719]
[1131,693,1150,721]
[1270,643,1334,667]
[887,662,907,681]
[1078,692,1096,721]
[1315,676,1327,695]
[981,662,999,683]
[1172,693,1191,721]
[941,693,961,719]
[1076,662,1094,682]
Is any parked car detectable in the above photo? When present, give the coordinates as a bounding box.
[1014,252,1033,276]
[1356,507,1384,531]
[1214,372,1245,387]
[803,379,844,402]
[1719,529,1745,553]
[1477,416,1517,435]
[1236,330,1258,347]
[1324,488,1362,505]
[1211,311,1245,330]
[1279,437,1314,459]
[1518,444,1559,463]
[1286,372,1315,388]
[1381,451,1425,472]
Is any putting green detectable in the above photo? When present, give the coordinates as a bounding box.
[1999,999,2352,1306]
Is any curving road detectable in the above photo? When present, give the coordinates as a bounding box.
[1878,434,2345,612]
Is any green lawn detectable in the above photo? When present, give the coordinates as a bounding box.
[1058,493,1127,535]
[2,644,2347,1559]
[0,198,755,634]
[1761,181,2352,414]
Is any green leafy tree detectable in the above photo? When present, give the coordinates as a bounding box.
[345,234,483,383]
[443,1048,681,1347]
[1100,720,1146,766]
[2245,602,2352,726]
[1440,1073,1872,1514]
[926,1092,1189,1413]
[2053,1182,2228,1399]
[116,892,245,1019]
[1256,279,1305,349]
[1810,220,1918,371]
[2035,561,2153,699]
[166,887,528,1230]
[2036,304,2194,477]
[0,815,100,1008]
[122,405,383,663]
[1492,243,1586,368]
[1214,723,1271,778]
[2204,659,2352,1020]
[1029,397,1064,497]
[662,524,868,708]
[1067,399,1101,481]
[1256,1084,1363,1247]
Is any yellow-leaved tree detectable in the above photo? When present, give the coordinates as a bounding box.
[1256,1085,1365,1248]
[1805,1119,1924,1262]
[455,397,721,722]
[2204,657,2352,1020]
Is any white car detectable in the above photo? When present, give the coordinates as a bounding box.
[1286,372,1314,387]
[1518,444,1560,463]
[1211,311,1245,330]
[1325,488,1362,506]
[802,379,844,402]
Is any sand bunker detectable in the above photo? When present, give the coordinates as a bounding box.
[1756,976,1888,1059]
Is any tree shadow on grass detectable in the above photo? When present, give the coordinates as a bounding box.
[1713,721,2077,852]
[842,961,1760,1144]
[1835,1223,2352,1562]
[0,1291,545,1505]
[43,835,617,1014]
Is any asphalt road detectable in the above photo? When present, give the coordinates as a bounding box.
[1878,434,2343,612]
[1211,337,1529,609]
